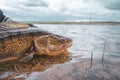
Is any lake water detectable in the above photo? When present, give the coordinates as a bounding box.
[35,24,120,62]
[1,24,120,80]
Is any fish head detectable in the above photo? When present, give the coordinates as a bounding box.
[35,35,72,55]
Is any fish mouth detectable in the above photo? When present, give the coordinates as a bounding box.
[59,41,72,50]
[66,41,72,48]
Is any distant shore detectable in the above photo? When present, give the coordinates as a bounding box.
[21,21,120,25]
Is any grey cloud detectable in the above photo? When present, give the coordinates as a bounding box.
[22,0,49,7]
[105,2,120,10]
[95,0,120,10]
[1,0,120,21]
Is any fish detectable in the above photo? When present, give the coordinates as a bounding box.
[0,22,72,62]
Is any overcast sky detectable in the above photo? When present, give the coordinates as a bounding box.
[0,0,120,21]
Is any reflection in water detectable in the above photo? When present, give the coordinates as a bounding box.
[0,51,70,79]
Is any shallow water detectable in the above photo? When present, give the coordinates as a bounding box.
[35,24,120,62]
[1,24,120,80]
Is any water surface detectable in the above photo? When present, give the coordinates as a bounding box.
[36,24,120,62]
[1,24,120,80]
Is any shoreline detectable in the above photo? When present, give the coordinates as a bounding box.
[21,21,120,25]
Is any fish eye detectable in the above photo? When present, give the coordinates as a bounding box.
[62,39,66,42]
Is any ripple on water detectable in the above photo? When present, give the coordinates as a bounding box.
[1,24,120,80]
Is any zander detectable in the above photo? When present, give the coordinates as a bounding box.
[0,22,72,62]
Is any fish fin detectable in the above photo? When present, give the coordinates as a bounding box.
[19,51,35,63]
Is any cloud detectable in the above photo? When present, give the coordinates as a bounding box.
[95,0,120,11]
[0,0,120,21]
[22,0,49,7]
